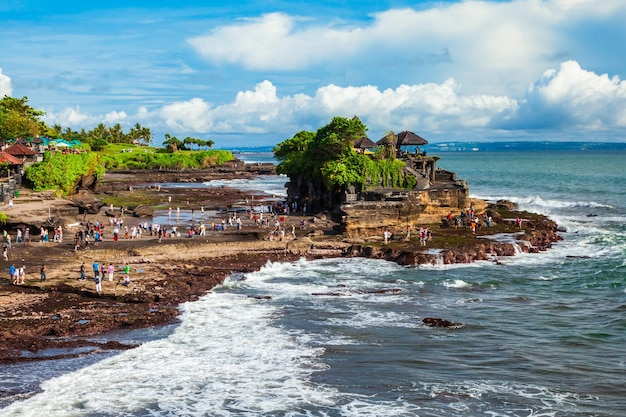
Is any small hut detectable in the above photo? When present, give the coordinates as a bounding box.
[396,131,428,155]
[353,136,376,154]
[0,151,25,177]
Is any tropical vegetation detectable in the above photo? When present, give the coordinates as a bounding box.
[0,94,233,195]
[274,116,416,192]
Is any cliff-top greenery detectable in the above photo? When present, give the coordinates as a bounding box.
[0,95,234,195]
[274,116,416,192]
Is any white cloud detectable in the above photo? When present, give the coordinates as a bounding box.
[186,1,626,98]
[38,61,626,144]
[188,13,363,71]
[0,68,12,97]
[513,60,626,129]
[153,77,519,140]
[43,107,127,129]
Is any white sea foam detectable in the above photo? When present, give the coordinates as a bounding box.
[202,174,288,197]
[1,292,337,416]
[473,194,614,211]
[443,279,472,289]
[419,380,594,415]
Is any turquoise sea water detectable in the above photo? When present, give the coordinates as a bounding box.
[1,148,625,416]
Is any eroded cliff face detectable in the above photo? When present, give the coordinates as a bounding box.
[338,186,473,237]
[284,162,470,236]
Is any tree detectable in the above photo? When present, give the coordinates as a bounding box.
[274,116,414,211]
[163,133,183,153]
[0,96,46,143]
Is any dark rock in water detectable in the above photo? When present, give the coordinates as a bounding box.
[133,204,154,218]
[70,190,105,214]
[422,317,463,328]
[490,199,518,211]
[586,213,597,217]
[311,292,351,297]
[248,295,272,300]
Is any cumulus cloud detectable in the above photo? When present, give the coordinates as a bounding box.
[0,68,12,97]
[40,61,626,144]
[43,107,127,129]
[509,61,626,129]
[187,13,363,71]
[156,78,518,140]
[186,1,626,98]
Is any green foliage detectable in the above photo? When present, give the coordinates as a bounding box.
[100,149,234,170]
[0,211,8,224]
[92,138,109,151]
[274,130,315,177]
[0,96,46,141]
[25,151,105,195]
[274,116,416,192]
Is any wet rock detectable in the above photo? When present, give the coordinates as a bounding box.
[422,317,463,328]
[133,204,154,218]
[70,190,105,214]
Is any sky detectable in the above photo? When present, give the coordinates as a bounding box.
[1,0,626,147]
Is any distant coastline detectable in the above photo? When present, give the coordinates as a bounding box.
[226,141,626,155]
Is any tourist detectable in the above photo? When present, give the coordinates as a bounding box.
[79,262,86,280]
[2,244,7,261]
[40,264,47,282]
[9,264,16,284]
[108,263,115,281]
[383,229,390,244]
[92,260,100,280]
[94,273,102,294]
[123,263,131,285]
[7,198,13,210]
[18,263,25,284]
[16,229,22,244]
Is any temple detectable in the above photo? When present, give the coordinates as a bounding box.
[286,130,470,236]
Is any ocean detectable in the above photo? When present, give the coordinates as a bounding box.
[1,147,625,416]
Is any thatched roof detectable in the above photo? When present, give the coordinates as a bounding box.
[5,143,37,157]
[353,136,376,149]
[376,133,396,146]
[396,131,428,146]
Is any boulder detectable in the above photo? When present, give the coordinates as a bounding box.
[422,317,463,328]
[133,204,154,218]
[70,190,105,214]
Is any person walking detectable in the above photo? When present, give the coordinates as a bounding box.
[107,263,115,282]
[92,260,100,280]
[79,262,86,280]
[40,264,47,282]
[94,273,102,294]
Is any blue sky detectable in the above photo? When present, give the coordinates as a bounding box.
[1,0,626,147]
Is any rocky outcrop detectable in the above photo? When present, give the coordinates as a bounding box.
[69,190,105,214]
[342,217,562,266]
[422,317,463,328]
[132,204,154,218]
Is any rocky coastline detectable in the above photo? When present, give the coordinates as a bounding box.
[0,165,562,364]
